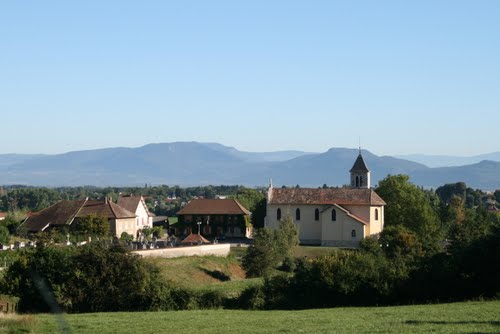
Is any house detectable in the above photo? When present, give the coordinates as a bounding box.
[265,152,385,247]
[176,199,252,238]
[18,198,139,239]
[117,195,153,229]
[0,212,6,221]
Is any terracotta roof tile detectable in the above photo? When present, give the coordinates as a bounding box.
[76,200,136,219]
[181,233,210,244]
[117,196,141,213]
[176,199,251,215]
[20,199,87,232]
[269,188,385,206]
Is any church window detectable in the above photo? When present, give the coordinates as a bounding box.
[296,208,301,221]
[356,176,359,187]
[375,209,379,220]
[360,175,363,187]
[314,208,319,221]
[351,229,356,238]
[277,208,282,221]
[331,209,337,221]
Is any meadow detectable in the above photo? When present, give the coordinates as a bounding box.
[2,300,499,334]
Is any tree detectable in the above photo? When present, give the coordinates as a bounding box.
[376,175,442,254]
[72,214,110,241]
[242,215,299,278]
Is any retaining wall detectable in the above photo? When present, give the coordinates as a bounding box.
[132,243,230,258]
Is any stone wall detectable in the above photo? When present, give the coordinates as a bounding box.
[132,243,230,258]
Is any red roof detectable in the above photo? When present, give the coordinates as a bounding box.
[269,188,385,206]
[176,199,251,215]
[181,233,210,244]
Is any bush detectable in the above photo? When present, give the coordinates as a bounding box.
[0,242,178,313]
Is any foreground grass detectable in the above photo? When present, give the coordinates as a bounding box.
[6,300,498,334]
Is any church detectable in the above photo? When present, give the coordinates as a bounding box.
[264,152,385,247]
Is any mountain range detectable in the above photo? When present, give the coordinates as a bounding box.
[0,142,499,190]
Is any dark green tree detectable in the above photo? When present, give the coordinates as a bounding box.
[376,174,442,254]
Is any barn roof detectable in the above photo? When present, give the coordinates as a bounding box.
[19,198,136,233]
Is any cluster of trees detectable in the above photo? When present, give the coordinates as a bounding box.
[0,242,231,313]
[238,175,500,309]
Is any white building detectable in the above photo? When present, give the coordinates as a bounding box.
[265,152,385,247]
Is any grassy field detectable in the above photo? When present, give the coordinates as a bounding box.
[3,300,499,334]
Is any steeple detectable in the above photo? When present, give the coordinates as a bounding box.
[350,151,370,188]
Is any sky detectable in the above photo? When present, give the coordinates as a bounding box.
[1,1,499,156]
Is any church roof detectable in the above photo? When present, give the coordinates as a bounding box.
[269,188,385,206]
[177,199,251,215]
[350,153,370,173]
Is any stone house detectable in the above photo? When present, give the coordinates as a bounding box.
[117,195,153,230]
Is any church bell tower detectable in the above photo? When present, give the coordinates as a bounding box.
[350,150,370,188]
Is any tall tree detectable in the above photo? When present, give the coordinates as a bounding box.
[376,175,442,254]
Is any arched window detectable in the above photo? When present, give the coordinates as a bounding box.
[351,229,356,238]
[331,209,337,221]
[375,208,379,220]
[360,175,363,187]
[277,208,281,221]
[314,208,319,221]
[356,176,359,187]
[296,208,301,221]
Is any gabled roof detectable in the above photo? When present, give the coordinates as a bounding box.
[117,195,152,215]
[76,200,136,219]
[176,199,251,215]
[19,198,136,233]
[269,188,385,206]
[20,199,88,233]
[181,233,210,244]
[350,153,370,173]
[333,204,368,225]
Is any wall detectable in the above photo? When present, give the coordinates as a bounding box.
[132,243,231,258]
[113,217,138,239]
[320,207,365,247]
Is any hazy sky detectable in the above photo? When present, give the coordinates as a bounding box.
[1,1,499,156]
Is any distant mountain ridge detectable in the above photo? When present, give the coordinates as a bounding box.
[0,142,499,190]
[396,152,500,168]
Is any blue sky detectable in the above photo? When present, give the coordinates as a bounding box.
[1,1,499,156]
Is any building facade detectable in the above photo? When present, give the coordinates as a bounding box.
[176,199,252,238]
[265,152,385,247]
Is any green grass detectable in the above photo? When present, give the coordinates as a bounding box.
[144,254,261,296]
[5,300,499,334]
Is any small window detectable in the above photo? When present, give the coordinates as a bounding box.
[360,175,363,187]
[375,208,379,220]
[332,209,337,221]
[351,229,356,238]
[296,208,301,221]
[314,208,319,221]
[277,208,282,221]
[356,176,359,187]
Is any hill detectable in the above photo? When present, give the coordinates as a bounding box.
[0,142,499,189]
